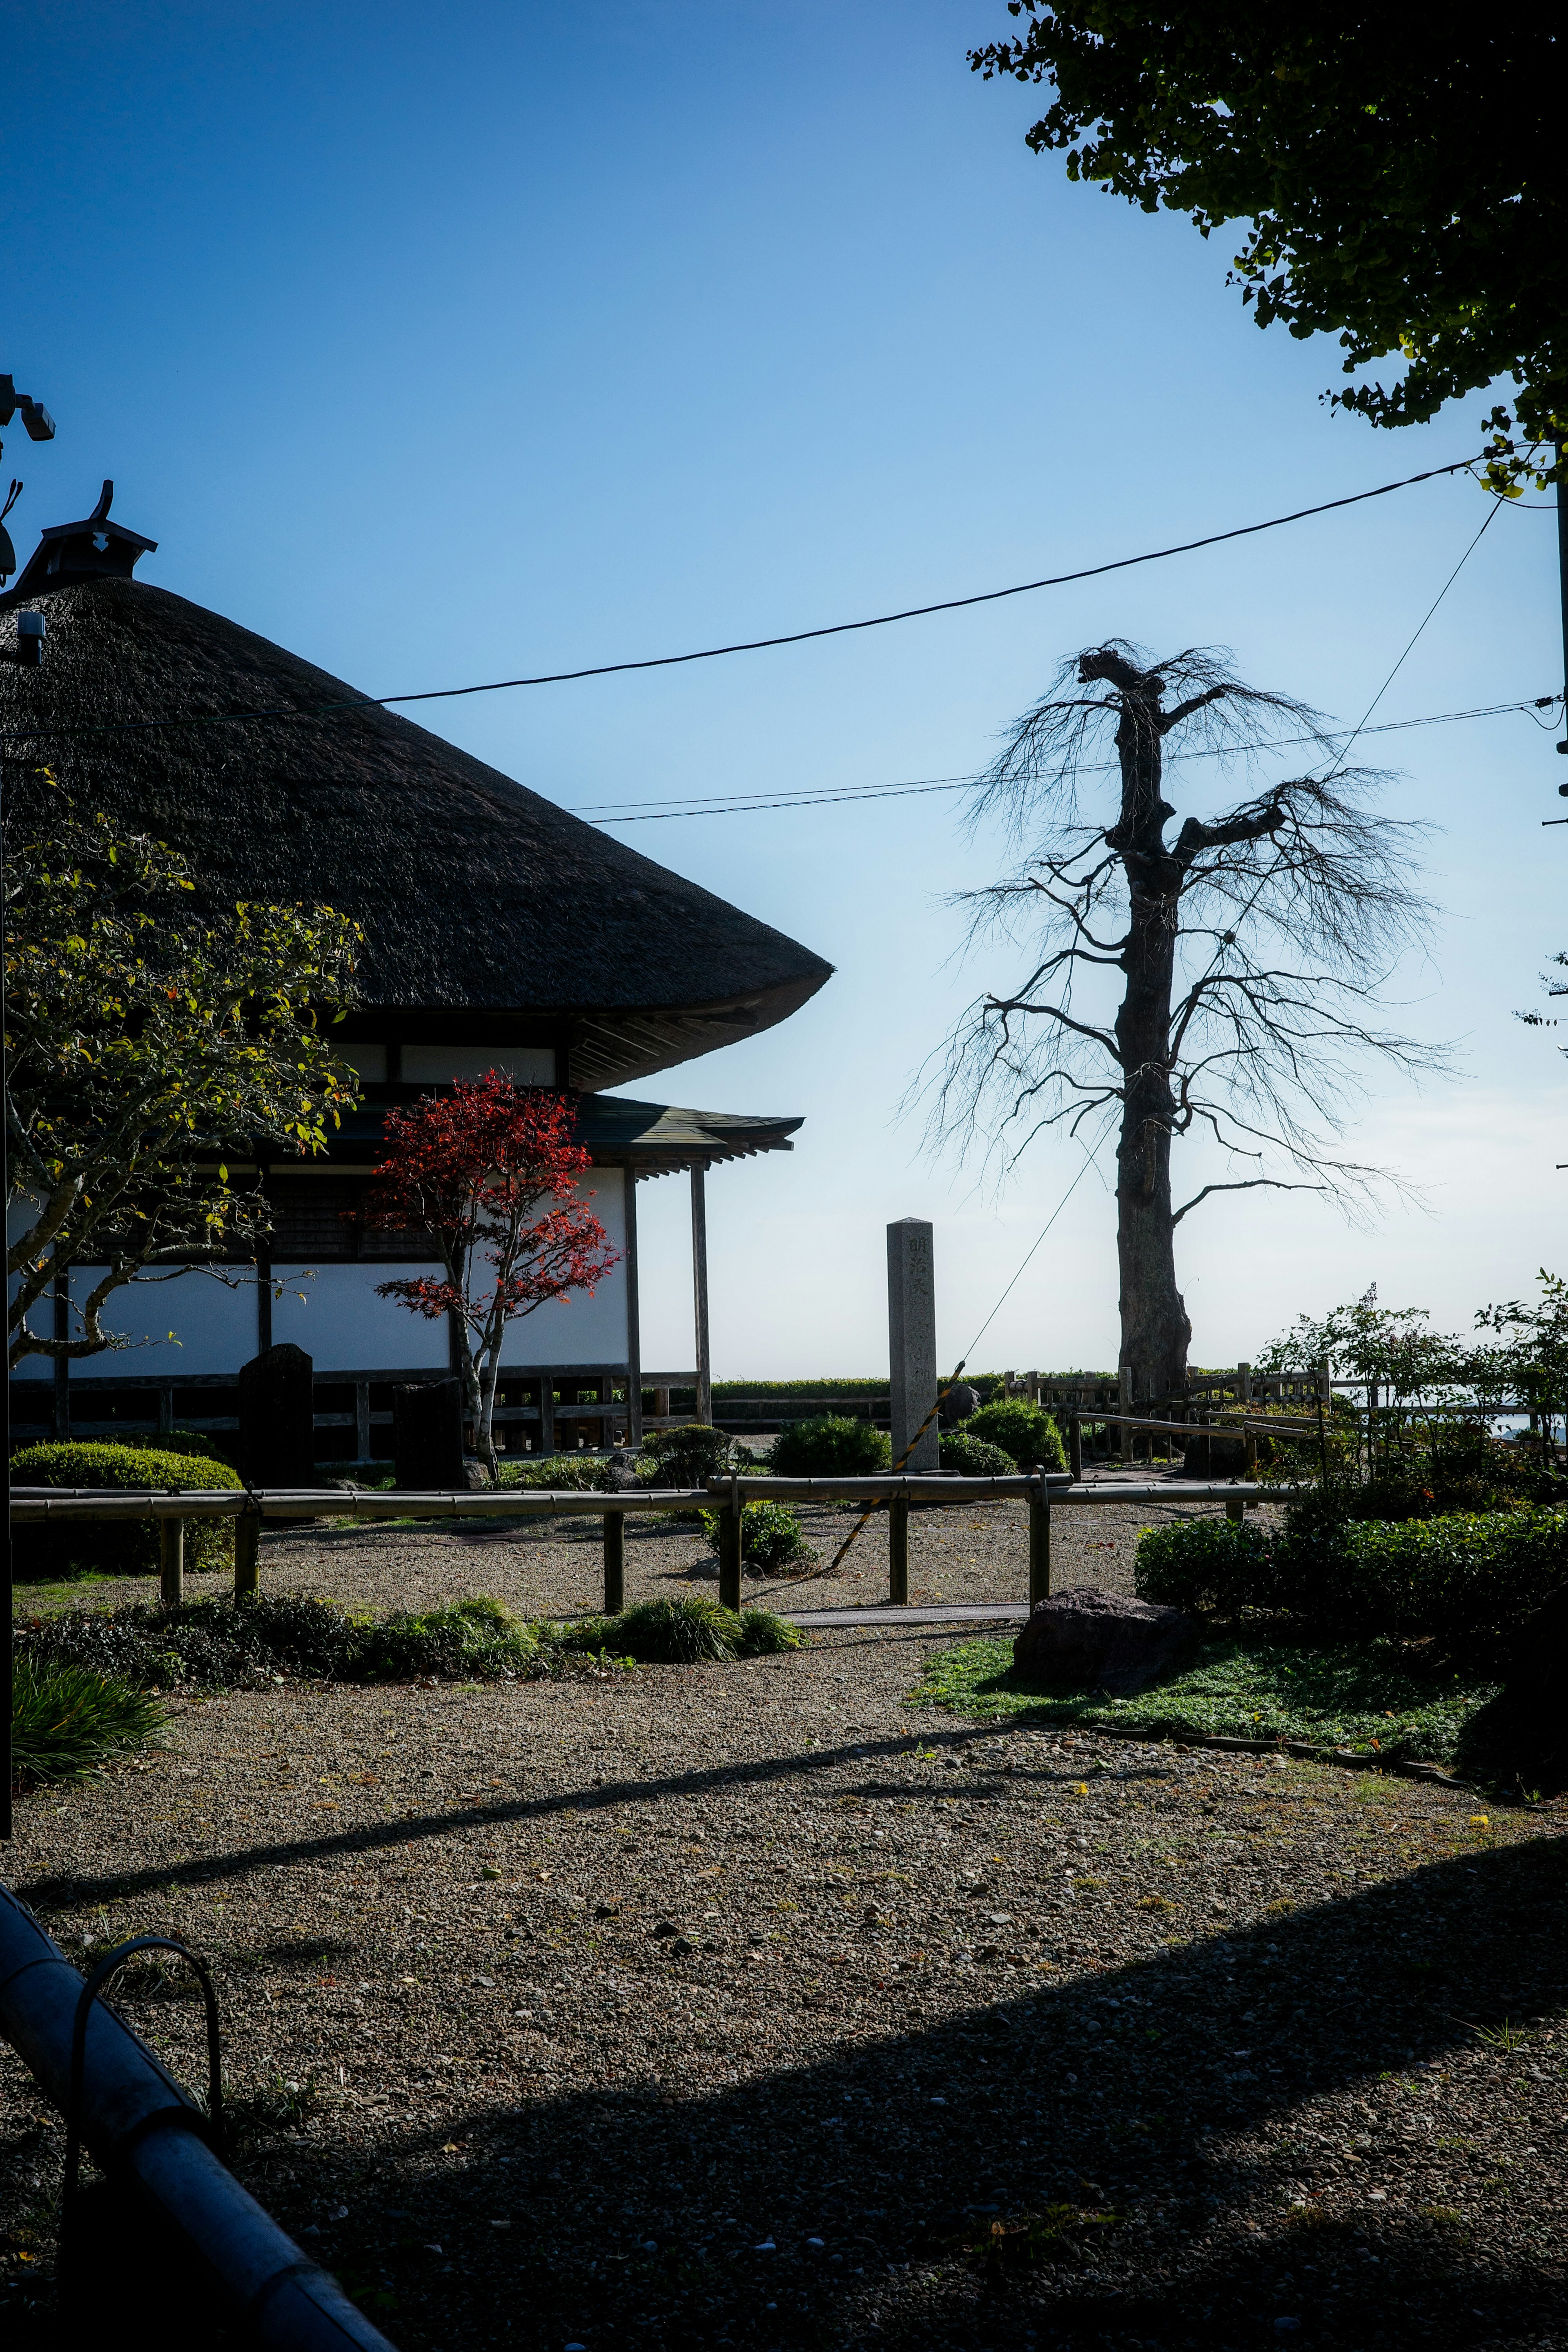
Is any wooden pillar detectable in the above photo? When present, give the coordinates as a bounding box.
[603,1508,625,1615]
[1226,1497,1245,1525]
[1067,1410,1083,1482]
[159,1518,185,1606]
[234,1513,261,1601]
[1028,1470,1051,1607]
[717,1469,742,1612]
[1118,1366,1133,1464]
[623,1167,644,1446]
[354,1379,372,1463]
[538,1372,556,1458]
[887,1495,910,1606]
[690,1163,713,1429]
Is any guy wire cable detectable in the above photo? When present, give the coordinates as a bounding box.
[761,1110,1119,1596]
[0,452,1488,743]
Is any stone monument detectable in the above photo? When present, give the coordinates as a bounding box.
[887,1217,939,1470]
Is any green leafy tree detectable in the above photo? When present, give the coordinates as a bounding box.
[1475,1272,1568,1463]
[970,7,1563,490]
[5,777,361,1369]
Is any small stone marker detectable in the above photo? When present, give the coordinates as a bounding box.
[887,1217,939,1470]
[238,1342,316,1486]
[393,1377,465,1490]
[1012,1585,1199,1694]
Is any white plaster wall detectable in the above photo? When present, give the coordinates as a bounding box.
[11,1172,628,1380]
[401,1046,557,1086]
[11,1266,261,1379]
[506,1170,628,1367]
[272,1263,450,1371]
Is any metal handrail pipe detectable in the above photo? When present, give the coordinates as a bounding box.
[10,1475,1270,1519]
[0,1884,399,2350]
[9,1485,711,1523]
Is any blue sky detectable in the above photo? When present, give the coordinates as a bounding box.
[8,2,1564,1376]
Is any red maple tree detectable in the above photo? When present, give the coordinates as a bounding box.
[362,1076,619,1473]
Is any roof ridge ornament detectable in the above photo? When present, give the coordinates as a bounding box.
[10,478,156,597]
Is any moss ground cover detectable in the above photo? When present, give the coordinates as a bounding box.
[908,1632,1496,1760]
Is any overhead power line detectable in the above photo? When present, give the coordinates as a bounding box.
[0,452,1486,744]
[578,695,1560,824]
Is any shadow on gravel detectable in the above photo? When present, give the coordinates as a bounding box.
[11,1761,1564,2351]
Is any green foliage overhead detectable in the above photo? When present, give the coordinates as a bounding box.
[959,1397,1067,1471]
[6,777,361,1372]
[766,1415,892,1476]
[699,1497,811,1571]
[970,8,1562,490]
[11,1440,242,1581]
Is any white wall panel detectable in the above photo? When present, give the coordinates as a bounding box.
[506,1171,628,1367]
[271,1264,450,1372]
[41,1266,262,1379]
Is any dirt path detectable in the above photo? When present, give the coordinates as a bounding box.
[3,1611,1563,2349]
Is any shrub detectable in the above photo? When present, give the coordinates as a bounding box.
[937,1431,1019,1479]
[18,1590,542,1688]
[606,1596,742,1663]
[1136,1503,1568,1659]
[10,1441,243,1583]
[735,1607,805,1656]
[766,1416,891,1476]
[636,1423,738,1487]
[119,1429,237,1468]
[1135,1514,1274,1615]
[501,1452,616,1492]
[10,1653,170,1784]
[958,1399,1067,1472]
[699,1498,811,1570]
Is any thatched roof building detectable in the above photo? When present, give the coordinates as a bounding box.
[3,490,831,1454]
[0,489,831,1091]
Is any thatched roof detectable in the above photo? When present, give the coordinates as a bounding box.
[0,563,832,1091]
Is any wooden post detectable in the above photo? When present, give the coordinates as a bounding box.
[887,1494,910,1606]
[623,1169,644,1446]
[691,1165,713,1429]
[1226,1497,1245,1525]
[603,1508,625,1615]
[1068,1410,1083,1482]
[1118,1366,1133,1464]
[1028,1468,1050,1607]
[717,1469,742,1613]
[354,1379,372,1463]
[159,1517,184,1606]
[234,1513,261,1601]
[538,1371,556,1457]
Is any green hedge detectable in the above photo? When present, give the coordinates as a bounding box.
[766,1415,892,1476]
[11,1441,243,1582]
[957,1398,1067,1472]
[699,1497,811,1570]
[937,1431,1019,1479]
[1136,1504,1568,1657]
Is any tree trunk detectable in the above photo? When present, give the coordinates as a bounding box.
[1092,653,1193,1403]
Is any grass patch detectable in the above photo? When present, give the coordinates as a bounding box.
[907,1632,1496,1760]
[10,1653,170,1786]
[16,1590,807,1694]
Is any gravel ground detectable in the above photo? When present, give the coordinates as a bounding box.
[4,1583,1565,2349]
[13,1487,1221,1623]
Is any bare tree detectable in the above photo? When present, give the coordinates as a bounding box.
[930,640,1443,1400]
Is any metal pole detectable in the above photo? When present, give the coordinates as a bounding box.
[623,1168,643,1447]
